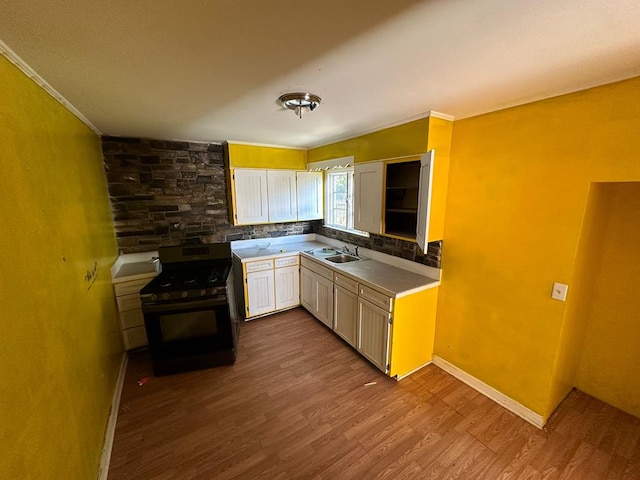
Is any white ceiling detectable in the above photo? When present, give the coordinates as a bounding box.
[2,0,640,148]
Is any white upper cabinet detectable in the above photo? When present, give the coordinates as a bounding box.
[415,150,435,252]
[267,170,297,222]
[231,169,324,225]
[296,171,323,220]
[353,162,383,234]
[233,169,269,225]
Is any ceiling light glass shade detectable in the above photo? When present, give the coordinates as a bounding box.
[278,92,321,118]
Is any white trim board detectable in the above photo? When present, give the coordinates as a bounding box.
[98,353,128,480]
[432,355,546,429]
[0,40,101,135]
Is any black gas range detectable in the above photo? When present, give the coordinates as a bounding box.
[140,243,239,376]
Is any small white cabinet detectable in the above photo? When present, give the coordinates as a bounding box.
[267,170,297,222]
[243,255,300,319]
[353,162,383,234]
[296,171,323,220]
[233,169,269,225]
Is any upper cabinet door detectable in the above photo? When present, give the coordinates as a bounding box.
[416,150,435,253]
[233,169,269,225]
[354,162,383,234]
[296,171,323,220]
[267,170,298,222]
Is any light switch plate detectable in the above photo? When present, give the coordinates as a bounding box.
[551,282,569,301]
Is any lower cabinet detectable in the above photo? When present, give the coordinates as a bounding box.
[243,255,300,319]
[301,254,438,379]
[357,298,391,372]
[299,261,334,328]
[275,265,300,310]
[315,274,334,328]
[113,275,155,350]
[246,268,275,317]
[333,276,358,348]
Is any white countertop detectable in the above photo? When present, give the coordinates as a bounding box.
[111,251,160,284]
[232,240,328,261]
[300,252,439,297]
[232,237,439,297]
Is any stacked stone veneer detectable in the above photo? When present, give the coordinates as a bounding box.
[314,225,442,269]
[102,136,316,253]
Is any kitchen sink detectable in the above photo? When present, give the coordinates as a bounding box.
[324,254,360,264]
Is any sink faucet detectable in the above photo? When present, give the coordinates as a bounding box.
[342,245,358,256]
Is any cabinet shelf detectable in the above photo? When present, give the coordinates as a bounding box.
[385,229,417,240]
[385,208,418,214]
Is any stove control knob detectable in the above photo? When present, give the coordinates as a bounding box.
[150,294,157,301]
[200,289,207,296]
[162,293,170,300]
[181,291,189,298]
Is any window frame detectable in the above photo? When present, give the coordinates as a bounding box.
[323,167,369,237]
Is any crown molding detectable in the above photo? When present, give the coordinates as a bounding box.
[0,40,101,135]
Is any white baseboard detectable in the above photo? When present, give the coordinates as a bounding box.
[98,353,128,480]
[394,361,432,381]
[432,355,545,429]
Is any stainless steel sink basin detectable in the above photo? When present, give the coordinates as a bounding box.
[324,254,360,263]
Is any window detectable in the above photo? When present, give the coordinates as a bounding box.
[324,168,369,236]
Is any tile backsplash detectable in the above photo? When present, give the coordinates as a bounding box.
[313,225,442,269]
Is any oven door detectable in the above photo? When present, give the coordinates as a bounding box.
[143,296,234,363]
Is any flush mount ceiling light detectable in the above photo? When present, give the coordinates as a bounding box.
[278,92,321,119]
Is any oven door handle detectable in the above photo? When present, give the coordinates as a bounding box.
[142,296,227,313]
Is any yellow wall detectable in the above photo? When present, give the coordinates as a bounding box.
[308,118,430,163]
[227,142,307,169]
[0,56,121,478]
[308,115,452,241]
[545,183,610,416]
[436,76,640,420]
[572,183,640,417]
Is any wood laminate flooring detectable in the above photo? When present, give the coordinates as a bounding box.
[108,308,640,479]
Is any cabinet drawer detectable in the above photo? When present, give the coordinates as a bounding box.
[123,326,148,350]
[359,285,393,312]
[117,293,142,312]
[245,259,274,273]
[114,278,152,297]
[275,255,299,268]
[301,256,333,280]
[334,273,358,293]
[119,308,145,330]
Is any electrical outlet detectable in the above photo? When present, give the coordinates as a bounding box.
[551,282,569,301]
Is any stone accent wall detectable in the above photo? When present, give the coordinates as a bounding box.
[102,136,316,253]
[313,225,442,269]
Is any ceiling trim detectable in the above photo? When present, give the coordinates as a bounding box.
[309,110,454,150]
[427,111,455,121]
[0,40,101,135]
